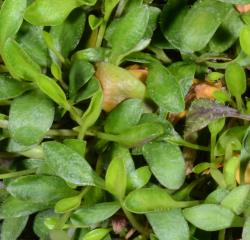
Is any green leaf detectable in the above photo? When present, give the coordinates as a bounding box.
[71,202,120,225]
[49,230,70,240]
[147,209,189,240]
[9,90,54,146]
[104,99,144,134]
[240,26,250,56]
[147,62,184,113]
[160,0,188,50]
[183,204,235,231]
[180,0,230,52]
[2,38,41,80]
[0,0,26,51]
[63,139,86,156]
[17,22,50,67]
[105,149,127,200]
[1,216,28,240]
[223,156,240,189]
[115,122,164,147]
[35,74,69,109]
[78,0,97,5]
[42,141,104,187]
[215,126,247,156]
[123,187,198,214]
[55,195,82,213]
[104,0,119,20]
[82,228,110,240]
[209,7,243,53]
[205,188,229,204]
[143,142,185,190]
[88,15,103,30]
[225,62,246,97]
[33,210,58,239]
[217,0,250,3]
[167,61,196,96]
[108,5,149,64]
[24,0,83,26]
[69,60,95,99]
[243,217,250,240]
[127,166,152,191]
[221,185,250,215]
[0,196,50,218]
[76,77,100,103]
[0,74,30,100]
[7,175,77,204]
[80,90,103,135]
[50,8,86,58]
[207,72,224,81]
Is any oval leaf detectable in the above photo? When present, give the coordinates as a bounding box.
[104,98,144,134]
[147,63,184,113]
[221,185,250,215]
[143,142,185,190]
[24,0,82,26]
[9,90,54,146]
[71,202,120,225]
[0,74,30,100]
[2,38,41,80]
[105,151,127,200]
[225,62,246,97]
[108,5,149,64]
[82,228,110,240]
[124,187,197,214]
[55,195,82,213]
[42,141,104,187]
[180,0,230,52]
[1,216,28,240]
[0,0,26,50]
[7,175,77,204]
[183,204,235,231]
[147,209,189,240]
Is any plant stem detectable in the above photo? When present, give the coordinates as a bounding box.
[218,230,225,240]
[122,207,148,236]
[96,21,107,48]
[210,133,216,162]
[47,129,78,137]
[166,137,210,151]
[236,95,244,113]
[115,0,128,17]
[0,169,36,179]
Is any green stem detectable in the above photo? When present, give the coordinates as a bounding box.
[47,129,78,137]
[69,106,82,125]
[122,207,148,236]
[166,137,210,151]
[115,0,128,17]
[96,21,107,48]
[0,169,36,179]
[55,211,71,230]
[218,230,225,240]
[236,95,244,113]
[210,133,216,163]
